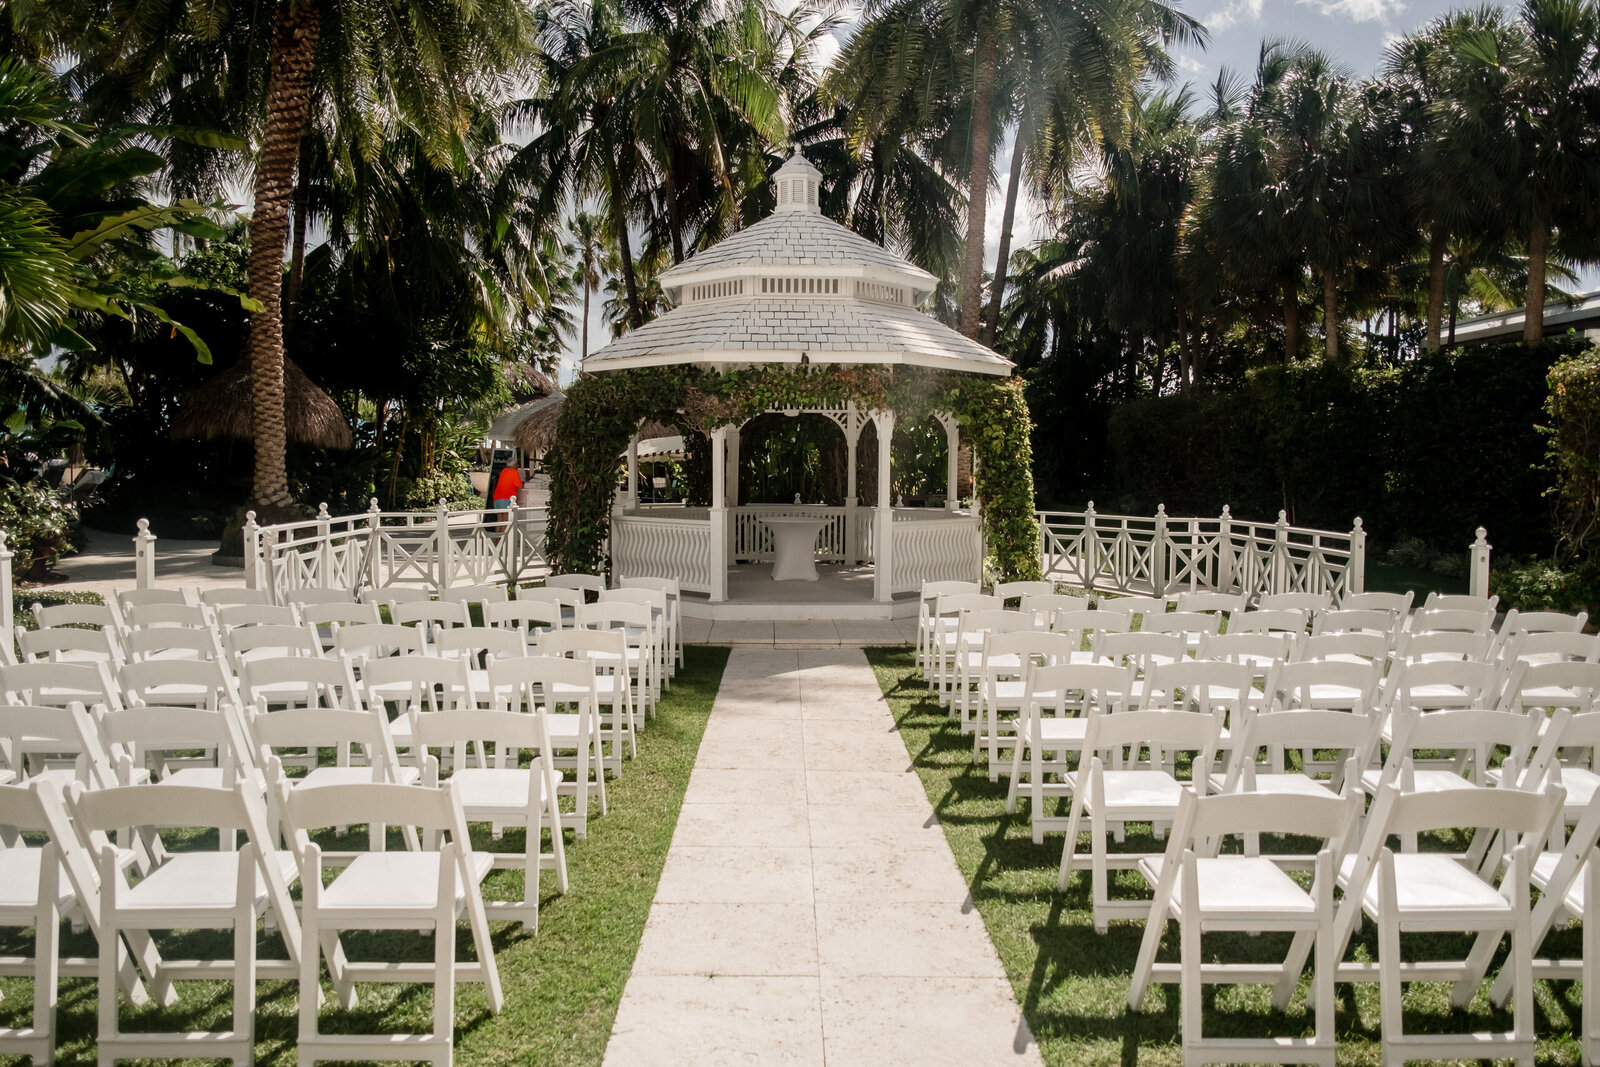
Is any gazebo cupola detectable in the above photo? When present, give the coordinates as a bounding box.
[582,151,1014,609]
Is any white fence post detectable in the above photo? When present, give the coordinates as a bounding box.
[133,518,156,590]
[1152,504,1169,598]
[435,501,454,592]
[1469,526,1492,599]
[1217,506,1234,591]
[315,503,333,587]
[243,511,262,592]
[1272,510,1290,594]
[365,498,383,593]
[1348,517,1366,596]
[0,528,13,638]
[1083,502,1098,593]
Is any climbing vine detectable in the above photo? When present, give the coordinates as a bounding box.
[542,364,1041,580]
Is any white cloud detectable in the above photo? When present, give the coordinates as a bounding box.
[1205,0,1265,33]
[1178,54,1207,74]
[1297,0,1404,23]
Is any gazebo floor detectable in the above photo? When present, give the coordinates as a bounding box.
[680,564,918,620]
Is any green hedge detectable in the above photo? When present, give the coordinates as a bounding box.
[1103,339,1583,555]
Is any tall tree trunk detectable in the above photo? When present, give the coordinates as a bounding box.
[1322,268,1339,363]
[1448,300,1458,346]
[1425,228,1446,351]
[665,165,685,265]
[607,156,643,330]
[982,116,1028,346]
[959,29,999,339]
[580,280,590,361]
[246,0,319,514]
[283,136,311,342]
[1525,216,1548,345]
[1282,279,1299,363]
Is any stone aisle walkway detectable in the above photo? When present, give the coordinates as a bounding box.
[603,648,1043,1067]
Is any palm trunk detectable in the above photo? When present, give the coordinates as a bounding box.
[607,157,642,329]
[245,0,319,514]
[580,281,590,361]
[283,138,310,341]
[982,116,1028,346]
[665,165,685,265]
[1283,280,1299,363]
[1322,268,1338,363]
[1425,228,1446,351]
[959,29,999,339]
[1525,217,1548,345]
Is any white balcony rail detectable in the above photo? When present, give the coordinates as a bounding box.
[612,509,714,594]
[246,499,549,602]
[1037,504,1368,601]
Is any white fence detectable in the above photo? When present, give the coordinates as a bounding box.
[890,512,985,595]
[247,500,549,603]
[1037,504,1368,600]
[611,511,714,594]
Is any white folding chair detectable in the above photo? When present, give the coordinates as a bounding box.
[619,576,684,670]
[1227,608,1310,637]
[1094,630,1185,708]
[214,603,300,631]
[119,625,222,664]
[17,625,122,667]
[373,586,435,612]
[540,628,637,764]
[0,783,76,1062]
[332,622,428,668]
[1270,658,1382,715]
[1310,607,1396,642]
[1392,629,1494,664]
[1385,657,1498,718]
[409,706,569,930]
[1423,591,1499,614]
[1057,706,1225,931]
[360,655,478,754]
[1342,590,1413,615]
[1293,630,1390,666]
[915,580,981,677]
[1332,778,1561,1066]
[1257,591,1332,614]
[1126,788,1358,1066]
[224,622,323,672]
[119,657,237,712]
[239,655,362,715]
[1172,590,1248,617]
[545,573,605,598]
[0,660,122,712]
[484,599,565,652]
[1005,662,1136,842]
[282,780,502,1065]
[438,584,508,609]
[489,655,608,837]
[578,600,661,717]
[289,587,363,608]
[1104,595,1168,626]
[66,782,303,1067]
[992,580,1055,605]
[1019,592,1091,630]
[1198,631,1293,700]
[975,630,1075,775]
[1411,606,1494,637]
[603,586,674,686]
[29,601,116,630]
[925,592,1002,695]
[123,602,210,631]
[514,586,583,628]
[949,609,1036,729]
[1046,609,1128,660]
[0,702,124,793]
[434,626,527,704]
[392,599,472,644]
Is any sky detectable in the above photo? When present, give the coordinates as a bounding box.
[559,0,1476,382]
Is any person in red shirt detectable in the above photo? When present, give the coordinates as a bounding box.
[491,465,523,508]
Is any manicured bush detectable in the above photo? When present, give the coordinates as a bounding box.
[1545,351,1600,561]
[0,482,80,578]
[11,588,104,630]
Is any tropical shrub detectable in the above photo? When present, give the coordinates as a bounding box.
[1491,558,1600,615]
[12,588,102,630]
[1545,351,1600,562]
[0,481,78,578]
[399,470,480,511]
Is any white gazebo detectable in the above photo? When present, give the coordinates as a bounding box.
[589,153,1013,615]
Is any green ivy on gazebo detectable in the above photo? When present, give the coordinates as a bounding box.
[542,363,1042,581]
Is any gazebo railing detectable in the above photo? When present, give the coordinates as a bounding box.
[890,512,984,595]
[248,500,549,602]
[733,505,853,563]
[1037,504,1366,600]
[611,510,714,594]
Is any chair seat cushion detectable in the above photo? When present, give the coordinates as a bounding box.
[1140,855,1317,917]
[1098,770,1185,811]
[449,767,549,813]
[321,851,495,912]
[1353,853,1509,917]
[0,848,75,914]
[121,850,299,913]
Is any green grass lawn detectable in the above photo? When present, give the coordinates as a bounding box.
[865,646,1586,1066]
[0,645,729,1066]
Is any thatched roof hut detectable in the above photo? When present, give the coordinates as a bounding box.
[171,358,354,450]
[509,392,676,458]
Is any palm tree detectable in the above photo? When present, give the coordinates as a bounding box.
[568,211,614,363]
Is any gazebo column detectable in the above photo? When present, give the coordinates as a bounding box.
[845,403,861,564]
[709,425,731,602]
[943,416,959,511]
[872,410,895,603]
[625,434,640,512]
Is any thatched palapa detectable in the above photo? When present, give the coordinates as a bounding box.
[171,358,354,450]
[511,392,675,458]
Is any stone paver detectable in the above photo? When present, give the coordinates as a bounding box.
[603,648,1042,1067]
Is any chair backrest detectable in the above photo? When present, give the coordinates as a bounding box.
[1143,659,1253,713]
[1173,591,1247,615]
[1411,606,1494,636]
[1310,608,1395,638]
[1394,629,1494,663]
[1080,706,1224,781]
[1224,707,1380,793]
[1136,610,1221,637]
[1257,591,1332,614]
[0,702,115,788]
[1386,658,1499,712]
[539,627,627,669]
[1501,630,1600,665]
[1197,631,1295,666]
[280,778,470,849]
[620,576,682,599]
[287,587,360,607]
[935,592,1002,618]
[408,706,555,784]
[1027,662,1138,714]
[300,601,382,630]
[1500,608,1589,638]
[438,584,508,607]
[119,657,236,710]
[1341,590,1413,615]
[215,603,300,630]
[578,600,655,638]
[1103,595,1167,621]
[251,703,402,780]
[0,660,120,710]
[514,587,583,615]
[374,587,435,609]
[18,626,120,665]
[1383,707,1550,790]
[115,588,190,611]
[1048,609,1128,650]
[120,626,221,663]
[360,655,475,710]
[1019,593,1090,628]
[332,622,427,661]
[545,573,606,596]
[1271,658,1382,713]
[1423,591,1499,614]
[992,580,1055,604]
[225,623,322,666]
[198,587,271,608]
[601,587,668,614]
[98,704,253,784]
[981,631,1073,675]
[124,602,209,630]
[1093,630,1185,675]
[1294,631,1389,665]
[31,601,116,629]
[920,580,981,604]
[484,599,565,638]
[392,599,472,630]
[956,609,1033,642]
[487,654,599,713]
[1168,787,1359,864]
[238,655,361,709]
[434,626,527,664]
[1227,608,1310,636]
[1499,660,1600,715]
